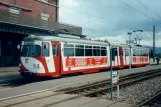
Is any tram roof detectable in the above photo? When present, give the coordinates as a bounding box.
[23,35,149,49]
[23,35,110,46]
[110,42,149,49]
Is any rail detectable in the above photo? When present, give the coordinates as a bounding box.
[138,91,161,107]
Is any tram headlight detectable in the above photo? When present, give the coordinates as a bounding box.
[19,63,22,67]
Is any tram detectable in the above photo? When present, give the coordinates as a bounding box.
[19,35,149,77]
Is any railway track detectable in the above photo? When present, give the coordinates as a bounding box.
[63,69,161,97]
[1,69,161,107]
[138,91,161,107]
[0,68,159,91]
[57,69,161,93]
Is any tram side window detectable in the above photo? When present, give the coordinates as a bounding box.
[42,42,49,57]
[93,46,100,56]
[53,44,58,56]
[64,44,74,56]
[138,50,141,56]
[85,46,92,56]
[143,49,149,56]
[140,50,143,56]
[134,49,141,56]
[143,51,147,56]
[101,47,107,56]
[146,50,149,56]
[75,45,84,56]
[125,49,129,56]
[133,49,137,56]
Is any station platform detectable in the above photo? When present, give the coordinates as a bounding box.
[0,67,19,73]
[0,91,135,107]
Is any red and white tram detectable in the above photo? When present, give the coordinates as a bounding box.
[19,35,149,77]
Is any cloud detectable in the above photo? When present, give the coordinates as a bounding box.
[59,0,161,47]
[60,0,79,7]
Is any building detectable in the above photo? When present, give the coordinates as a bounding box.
[0,0,82,67]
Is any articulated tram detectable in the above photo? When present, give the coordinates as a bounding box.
[19,35,149,77]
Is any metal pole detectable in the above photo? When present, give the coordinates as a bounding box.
[128,32,132,70]
[129,45,131,70]
[153,25,155,62]
[129,34,131,70]
[56,0,59,22]
[117,71,119,99]
[110,46,113,100]
[117,84,119,99]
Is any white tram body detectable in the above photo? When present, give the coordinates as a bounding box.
[19,35,149,77]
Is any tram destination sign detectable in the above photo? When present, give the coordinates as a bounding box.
[24,41,34,45]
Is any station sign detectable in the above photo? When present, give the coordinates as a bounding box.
[112,71,118,84]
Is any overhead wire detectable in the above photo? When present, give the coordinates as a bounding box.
[137,0,161,19]
[59,2,133,35]
[60,0,161,36]
[118,0,161,27]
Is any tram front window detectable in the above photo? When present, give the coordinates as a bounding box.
[21,45,41,57]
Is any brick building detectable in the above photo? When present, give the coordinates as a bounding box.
[0,0,82,67]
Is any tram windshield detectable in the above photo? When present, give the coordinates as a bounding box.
[21,45,41,57]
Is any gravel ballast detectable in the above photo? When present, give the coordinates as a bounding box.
[103,76,161,105]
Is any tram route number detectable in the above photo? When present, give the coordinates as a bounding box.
[112,71,119,84]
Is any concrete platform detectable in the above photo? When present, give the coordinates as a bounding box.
[0,92,135,107]
[0,67,19,73]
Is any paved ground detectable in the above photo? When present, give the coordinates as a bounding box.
[0,91,135,107]
[0,64,161,100]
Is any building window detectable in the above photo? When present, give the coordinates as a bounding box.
[41,0,48,3]
[41,13,49,21]
[10,8,20,14]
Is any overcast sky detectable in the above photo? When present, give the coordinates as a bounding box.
[59,0,161,47]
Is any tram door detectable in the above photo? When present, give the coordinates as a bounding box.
[51,41,61,76]
[119,47,124,68]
